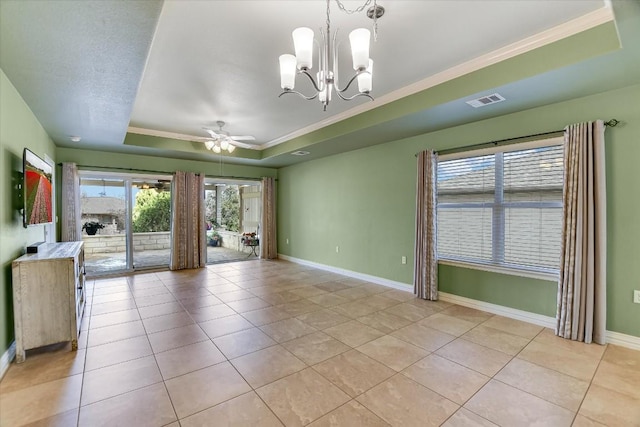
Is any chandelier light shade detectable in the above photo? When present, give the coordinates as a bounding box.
[293,27,314,69]
[357,59,373,92]
[278,0,383,111]
[348,28,371,70]
[279,54,297,90]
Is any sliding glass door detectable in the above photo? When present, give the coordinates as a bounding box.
[80,173,262,273]
[79,172,172,275]
[204,179,262,264]
[131,178,172,269]
[79,176,129,275]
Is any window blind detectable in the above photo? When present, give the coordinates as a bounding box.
[437,144,563,273]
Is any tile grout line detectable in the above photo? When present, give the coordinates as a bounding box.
[85,276,502,424]
[74,276,96,427]
[8,260,630,426]
[571,342,609,425]
[154,267,285,424]
[447,325,544,425]
[79,276,164,414]
[130,273,181,426]
[389,312,542,425]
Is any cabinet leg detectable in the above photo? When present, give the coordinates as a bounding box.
[16,349,26,364]
[71,339,78,351]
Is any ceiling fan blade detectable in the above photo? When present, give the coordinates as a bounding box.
[229,135,255,141]
[203,128,221,138]
[230,140,257,150]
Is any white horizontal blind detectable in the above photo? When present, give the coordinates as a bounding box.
[437,144,563,273]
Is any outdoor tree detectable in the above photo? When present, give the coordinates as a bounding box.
[220,186,240,232]
[205,191,217,228]
[132,189,171,232]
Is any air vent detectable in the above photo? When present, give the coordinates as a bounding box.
[291,151,310,156]
[466,93,506,108]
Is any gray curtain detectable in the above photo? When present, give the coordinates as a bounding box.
[170,171,206,270]
[556,120,607,345]
[61,162,81,242]
[414,150,438,300]
[260,176,278,259]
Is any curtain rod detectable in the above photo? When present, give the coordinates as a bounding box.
[415,118,620,157]
[55,163,269,181]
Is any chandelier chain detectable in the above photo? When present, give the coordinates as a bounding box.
[326,0,331,38]
[373,0,378,41]
[334,0,373,14]
[332,0,379,41]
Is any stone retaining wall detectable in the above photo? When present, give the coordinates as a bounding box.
[83,232,171,254]
[217,230,242,252]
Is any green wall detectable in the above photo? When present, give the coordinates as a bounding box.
[438,265,558,317]
[55,148,277,240]
[55,147,277,179]
[278,84,640,338]
[0,69,57,355]
[0,76,278,358]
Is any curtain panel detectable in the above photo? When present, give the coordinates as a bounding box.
[61,162,81,242]
[414,150,438,300]
[556,120,607,345]
[260,176,278,259]
[170,171,206,270]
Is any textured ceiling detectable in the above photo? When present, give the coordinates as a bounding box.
[1,0,638,168]
[0,0,162,147]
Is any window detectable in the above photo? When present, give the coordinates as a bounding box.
[436,139,563,275]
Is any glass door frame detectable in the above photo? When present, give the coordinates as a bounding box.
[78,170,173,276]
[204,177,262,265]
[79,171,132,276]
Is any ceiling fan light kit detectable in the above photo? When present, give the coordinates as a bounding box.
[202,120,254,154]
[279,0,383,111]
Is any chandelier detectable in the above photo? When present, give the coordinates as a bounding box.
[278,0,384,111]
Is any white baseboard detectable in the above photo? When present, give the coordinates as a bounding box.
[606,330,640,351]
[0,341,16,381]
[438,292,557,329]
[278,254,640,351]
[278,254,412,292]
[437,293,640,350]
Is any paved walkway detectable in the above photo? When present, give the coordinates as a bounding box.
[85,246,257,275]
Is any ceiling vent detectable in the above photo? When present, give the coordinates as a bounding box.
[291,150,310,156]
[466,93,506,108]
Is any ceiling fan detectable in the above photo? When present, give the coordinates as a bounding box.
[202,121,256,153]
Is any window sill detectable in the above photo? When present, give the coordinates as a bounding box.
[438,259,558,282]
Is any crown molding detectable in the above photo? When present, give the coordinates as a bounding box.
[127,126,205,143]
[263,6,616,149]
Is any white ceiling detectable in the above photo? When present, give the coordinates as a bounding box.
[1,0,638,167]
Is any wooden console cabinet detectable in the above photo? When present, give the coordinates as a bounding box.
[11,241,85,363]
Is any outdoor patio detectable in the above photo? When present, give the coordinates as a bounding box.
[85,245,258,276]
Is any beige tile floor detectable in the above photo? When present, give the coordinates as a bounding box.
[1,259,639,427]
